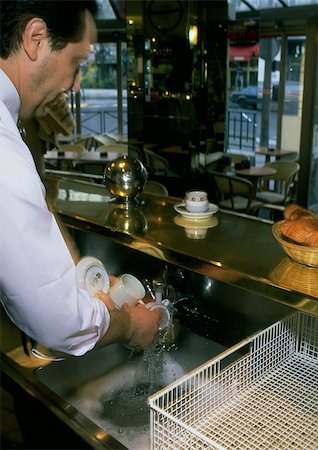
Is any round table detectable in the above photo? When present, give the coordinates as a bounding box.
[235,166,277,196]
[235,166,276,178]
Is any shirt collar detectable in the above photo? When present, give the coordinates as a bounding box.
[0,68,20,124]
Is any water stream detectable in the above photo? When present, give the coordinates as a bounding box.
[90,322,182,449]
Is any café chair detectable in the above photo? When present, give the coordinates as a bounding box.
[203,151,225,172]
[144,148,178,177]
[256,161,300,206]
[58,143,86,154]
[74,135,95,151]
[225,152,255,169]
[144,180,169,196]
[252,203,285,222]
[127,145,146,164]
[75,160,107,176]
[93,134,117,147]
[212,121,225,152]
[279,151,299,162]
[47,143,86,171]
[210,170,263,214]
[97,143,128,155]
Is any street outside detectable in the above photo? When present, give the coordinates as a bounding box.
[78,89,128,137]
[78,88,298,160]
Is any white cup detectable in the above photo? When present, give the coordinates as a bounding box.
[185,226,208,239]
[109,273,145,309]
[146,302,171,330]
[185,190,209,213]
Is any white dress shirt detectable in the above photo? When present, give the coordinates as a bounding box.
[0,69,110,356]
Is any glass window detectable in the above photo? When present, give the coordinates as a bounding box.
[308,46,318,210]
[77,43,127,138]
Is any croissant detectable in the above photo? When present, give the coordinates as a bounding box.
[280,218,318,247]
[284,203,316,221]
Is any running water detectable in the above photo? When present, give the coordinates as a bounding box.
[98,320,179,424]
[89,318,184,449]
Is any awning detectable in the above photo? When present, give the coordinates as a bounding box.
[230,43,259,62]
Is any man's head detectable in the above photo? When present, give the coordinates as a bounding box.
[0,1,98,58]
[0,1,98,120]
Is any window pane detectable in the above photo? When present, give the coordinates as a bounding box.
[78,43,127,138]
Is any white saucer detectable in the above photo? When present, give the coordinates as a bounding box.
[173,203,219,220]
[174,215,218,229]
[174,215,218,239]
[76,256,110,297]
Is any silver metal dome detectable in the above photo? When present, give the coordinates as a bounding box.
[103,155,148,204]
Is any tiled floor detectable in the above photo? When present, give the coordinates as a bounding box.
[0,387,24,449]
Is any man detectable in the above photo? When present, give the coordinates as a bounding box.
[0,0,160,356]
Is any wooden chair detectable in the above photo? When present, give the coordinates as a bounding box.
[256,161,300,205]
[210,170,263,214]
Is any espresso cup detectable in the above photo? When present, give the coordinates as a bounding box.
[109,273,145,309]
[185,190,209,213]
[145,302,171,330]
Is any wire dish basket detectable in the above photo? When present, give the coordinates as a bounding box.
[148,312,318,449]
[272,221,318,267]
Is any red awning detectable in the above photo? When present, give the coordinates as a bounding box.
[230,44,259,62]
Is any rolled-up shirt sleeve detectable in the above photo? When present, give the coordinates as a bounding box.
[0,127,110,356]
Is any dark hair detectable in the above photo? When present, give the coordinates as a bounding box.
[0,1,98,59]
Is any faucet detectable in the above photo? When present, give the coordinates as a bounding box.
[152,265,169,304]
[152,265,187,309]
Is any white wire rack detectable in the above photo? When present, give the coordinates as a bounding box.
[148,312,318,449]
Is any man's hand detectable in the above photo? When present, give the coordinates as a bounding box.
[94,289,116,311]
[122,302,161,349]
[94,275,119,311]
[94,286,161,349]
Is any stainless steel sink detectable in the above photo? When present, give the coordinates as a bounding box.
[35,326,227,450]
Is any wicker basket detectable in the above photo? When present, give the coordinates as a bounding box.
[272,221,318,267]
[270,257,318,298]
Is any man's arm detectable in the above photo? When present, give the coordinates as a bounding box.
[94,290,161,349]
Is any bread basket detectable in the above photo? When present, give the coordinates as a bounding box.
[272,221,318,267]
[270,257,318,298]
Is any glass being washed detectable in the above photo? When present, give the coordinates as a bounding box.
[185,190,209,213]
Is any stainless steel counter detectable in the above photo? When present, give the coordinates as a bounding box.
[54,178,318,315]
[1,177,317,450]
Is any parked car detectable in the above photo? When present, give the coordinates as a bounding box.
[272,81,302,113]
[230,85,260,109]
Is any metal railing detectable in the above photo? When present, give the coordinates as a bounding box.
[227,110,257,152]
[80,108,128,136]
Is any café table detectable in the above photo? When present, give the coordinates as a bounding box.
[235,166,277,197]
[256,147,298,163]
[44,152,113,171]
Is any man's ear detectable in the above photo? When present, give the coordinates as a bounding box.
[22,18,47,61]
